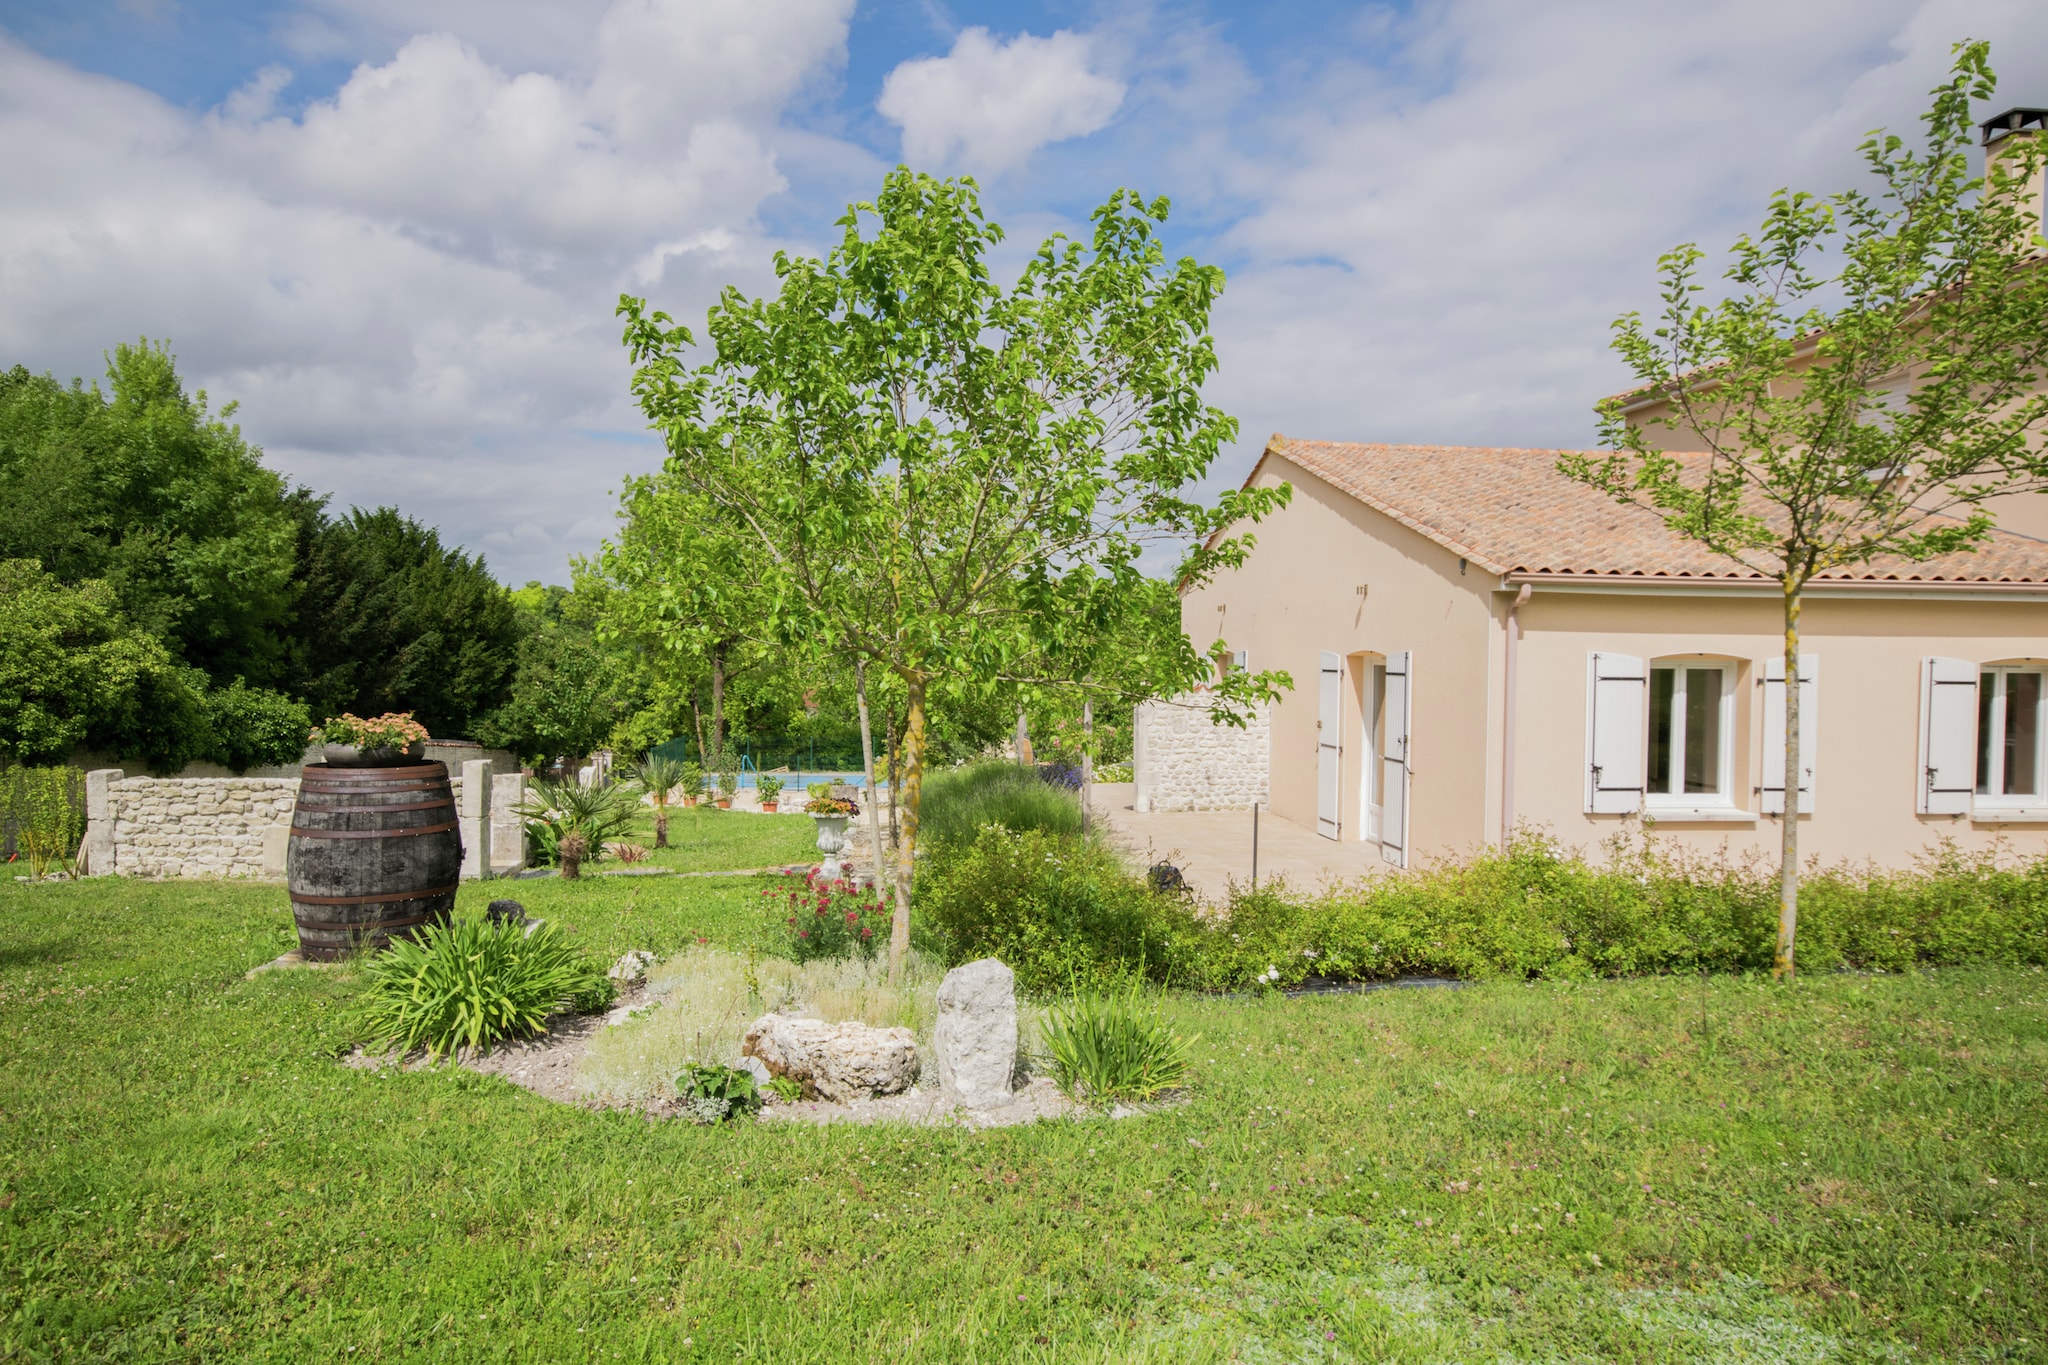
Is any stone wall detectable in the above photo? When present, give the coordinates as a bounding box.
[84,766,527,881]
[1131,696,1271,812]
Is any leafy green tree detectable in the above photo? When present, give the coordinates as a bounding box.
[0,342,298,689]
[475,583,633,772]
[620,171,1289,972]
[594,473,780,770]
[0,559,207,771]
[292,507,522,737]
[1565,43,2048,979]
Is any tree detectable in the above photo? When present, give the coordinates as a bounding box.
[292,507,523,737]
[593,472,781,770]
[0,560,312,774]
[0,559,206,771]
[0,342,299,690]
[1564,42,2048,979]
[475,583,633,773]
[620,170,1289,973]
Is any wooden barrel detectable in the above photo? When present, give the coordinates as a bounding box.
[286,762,461,960]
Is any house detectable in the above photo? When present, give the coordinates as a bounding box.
[1133,106,2048,873]
[1144,436,2048,871]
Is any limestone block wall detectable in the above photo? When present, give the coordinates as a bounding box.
[102,775,301,880]
[1131,697,1271,812]
[86,769,527,881]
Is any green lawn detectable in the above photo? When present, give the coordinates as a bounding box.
[607,803,822,876]
[2,872,2044,1362]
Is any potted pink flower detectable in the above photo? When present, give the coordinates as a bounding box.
[313,712,430,767]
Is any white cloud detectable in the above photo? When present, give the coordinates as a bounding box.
[0,0,856,584]
[1196,0,2048,473]
[878,27,1125,173]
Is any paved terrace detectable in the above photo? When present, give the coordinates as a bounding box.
[1087,782,1388,903]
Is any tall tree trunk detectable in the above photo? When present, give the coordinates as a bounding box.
[886,707,900,846]
[1775,580,1803,981]
[710,642,726,774]
[855,660,891,913]
[1081,696,1093,840]
[890,675,927,981]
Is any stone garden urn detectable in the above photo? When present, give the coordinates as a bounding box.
[810,813,851,879]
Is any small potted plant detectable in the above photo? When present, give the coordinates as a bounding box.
[757,775,784,812]
[313,712,429,767]
[716,767,739,810]
[677,760,704,807]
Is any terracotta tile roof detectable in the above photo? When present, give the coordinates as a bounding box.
[1266,436,2048,585]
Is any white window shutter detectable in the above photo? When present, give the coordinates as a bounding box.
[1918,657,1977,815]
[1380,650,1411,868]
[1316,651,1342,839]
[1762,655,1819,815]
[1585,652,1647,813]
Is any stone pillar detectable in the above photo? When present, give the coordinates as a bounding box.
[1132,703,1153,813]
[81,769,122,876]
[259,824,292,881]
[459,759,492,880]
[491,772,527,872]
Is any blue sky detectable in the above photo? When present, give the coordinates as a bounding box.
[2,0,2044,583]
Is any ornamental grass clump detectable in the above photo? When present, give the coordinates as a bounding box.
[1038,980,1197,1104]
[358,914,614,1059]
[916,761,1079,849]
[3,766,85,878]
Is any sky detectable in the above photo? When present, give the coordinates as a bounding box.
[3,0,2046,586]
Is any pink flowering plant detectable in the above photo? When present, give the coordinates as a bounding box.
[313,712,430,750]
[765,869,890,962]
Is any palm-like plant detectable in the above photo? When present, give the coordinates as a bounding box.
[516,778,640,871]
[627,753,688,848]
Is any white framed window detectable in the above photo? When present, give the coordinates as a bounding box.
[1976,666,2046,804]
[1645,660,1736,810]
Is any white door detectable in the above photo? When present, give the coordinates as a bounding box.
[1380,651,1411,867]
[1317,651,1342,839]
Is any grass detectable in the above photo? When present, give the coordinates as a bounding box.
[2,871,2046,1361]
[611,802,821,874]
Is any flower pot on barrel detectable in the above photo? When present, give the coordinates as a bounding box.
[287,713,459,960]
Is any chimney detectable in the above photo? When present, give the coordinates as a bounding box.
[1980,106,2048,249]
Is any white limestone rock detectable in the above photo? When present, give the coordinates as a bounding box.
[741,1014,918,1103]
[933,958,1017,1109]
[608,949,656,984]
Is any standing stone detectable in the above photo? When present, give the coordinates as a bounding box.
[741,1015,918,1102]
[933,958,1017,1109]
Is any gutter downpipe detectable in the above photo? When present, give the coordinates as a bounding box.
[1501,582,1533,847]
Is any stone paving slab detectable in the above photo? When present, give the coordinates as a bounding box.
[1087,783,1390,903]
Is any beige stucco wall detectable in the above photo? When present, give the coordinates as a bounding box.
[1180,452,1503,859]
[1511,590,2048,866]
